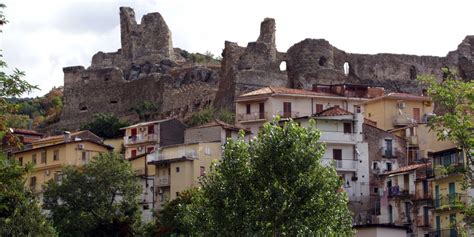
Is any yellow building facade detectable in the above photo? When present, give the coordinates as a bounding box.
[148,142,222,210]
[12,131,112,196]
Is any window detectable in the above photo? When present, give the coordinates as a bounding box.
[225,129,232,138]
[82,151,88,161]
[423,207,429,226]
[18,157,23,166]
[343,123,352,134]
[384,139,393,157]
[373,187,379,194]
[373,162,379,170]
[315,104,323,113]
[32,154,37,164]
[386,162,392,172]
[147,147,154,154]
[409,66,417,80]
[176,192,180,197]
[131,128,137,137]
[131,150,137,158]
[148,125,154,134]
[176,167,180,173]
[200,166,205,176]
[259,103,265,119]
[318,56,327,66]
[41,151,47,164]
[413,108,420,123]
[204,147,211,155]
[333,149,342,160]
[30,176,37,188]
[283,102,292,117]
[354,105,361,113]
[343,62,350,76]
[388,205,393,223]
[246,104,251,114]
[53,149,59,161]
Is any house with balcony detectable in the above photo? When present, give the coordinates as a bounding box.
[121,118,186,221]
[361,92,433,131]
[184,119,250,145]
[11,131,112,201]
[294,107,370,220]
[148,142,222,210]
[235,86,370,136]
[361,122,407,225]
[430,148,470,237]
[379,163,435,237]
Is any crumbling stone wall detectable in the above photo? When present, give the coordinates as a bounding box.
[60,6,474,130]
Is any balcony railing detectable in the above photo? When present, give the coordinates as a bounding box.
[415,215,430,227]
[156,176,170,187]
[319,131,358,143]
[392,115,417,126]
[237,112,268,122]
[388,186,413,199]
[434,164,466,178]
[415,190,433,201]
[406,135,418,145]
[277,111,301,118]
[322,158,357,171]
[434,193,466,210]
[147,149,198,163]
[427,229,459,237]
[124,133,159,145]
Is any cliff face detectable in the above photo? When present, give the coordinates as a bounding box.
[59,7,474,130]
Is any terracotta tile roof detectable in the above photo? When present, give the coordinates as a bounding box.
[194,119,249,132]
[11,128,43,136]
[238,86,340,98]
[34,131,84,143]
[383,163,430,176]
[314,107,353,117]
[363,92,431,104]
[120,118,175,130]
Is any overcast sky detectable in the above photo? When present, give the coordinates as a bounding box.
[1,0,473,97]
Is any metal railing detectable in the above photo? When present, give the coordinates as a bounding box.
[427,229,459,237]
[388,186,413,198]
[322,158,357,171]
[147,149,198,162]
[156,176,170,187]
[392,115,417,126]
[124,133,159,145]
[434,193,466,210]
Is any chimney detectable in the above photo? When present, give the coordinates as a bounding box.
[64,131,71,142]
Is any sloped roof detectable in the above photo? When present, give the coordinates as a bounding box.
[363,92,431,104]
[193,119,249,132]
[382,163,430,176]
[238,86,339,98]
[120,118,176,130]
[11,128,43,136]
[313,107,353,117]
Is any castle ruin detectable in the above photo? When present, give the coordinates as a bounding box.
[59,7,474,129]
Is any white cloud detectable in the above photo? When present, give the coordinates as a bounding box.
[1,0,473,97]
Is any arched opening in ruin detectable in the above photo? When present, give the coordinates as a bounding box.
[343,62,350,76]
[279,61,287,71]
[318,56,327,67]
[409,66,417,80]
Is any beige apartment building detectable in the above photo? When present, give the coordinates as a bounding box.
[236,85,379,136]
[12,131,112,199]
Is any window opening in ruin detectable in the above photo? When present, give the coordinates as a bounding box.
[279,61,287,71]
[343,62,350,76]
[318,56,327,67]
[110,100,118,104]
[79,106,88,111]
[409,66,417,80]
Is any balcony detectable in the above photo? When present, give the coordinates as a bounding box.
[415,216,430,227]
[156,176,170,187]
[388,186,414,199]
[322,158,357,171]
[147,149,198,163]
[434,193,466,210]
[428,229,459,237]
[277,111,301,118]
[415,189,433,201]
[237,112,268,122]
[406,135,418,146]
[434,164,466,179]
[124,133,159,145]
[319,131,359,144]
[392,115,417,126]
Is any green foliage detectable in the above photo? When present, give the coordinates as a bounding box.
[80,113,129,139]
[217,109,235,124]
[160,119,353,236]
[43,152,142,236]
[0,153,56,236]
[418,69,474,226]
[130,101,160,121]
[179,50,221,65]
[186,106,215,127]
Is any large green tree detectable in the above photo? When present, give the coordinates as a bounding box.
[161,119,353,236]
[80,113,129,139]
[43,152,142,236]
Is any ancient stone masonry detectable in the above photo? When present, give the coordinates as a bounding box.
[60,6,474,129]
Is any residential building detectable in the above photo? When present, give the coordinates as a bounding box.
[430,148,470,237]
[354,224,408,237]
[1,128,43,157]
[379,163,433,236]
[361,93,433,131]
[184,119,250,144]
[236,86,372,136]
[11,131,112,200]
[121,118,186,222]
[361,123,407,225]
[148,142,222,210]
[295,107,370,219]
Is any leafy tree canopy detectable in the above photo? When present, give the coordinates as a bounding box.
[80,113,130,139]
[159,119,353,236]
[43,152,142,237]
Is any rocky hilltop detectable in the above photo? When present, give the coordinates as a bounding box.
[59,6,474,130]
